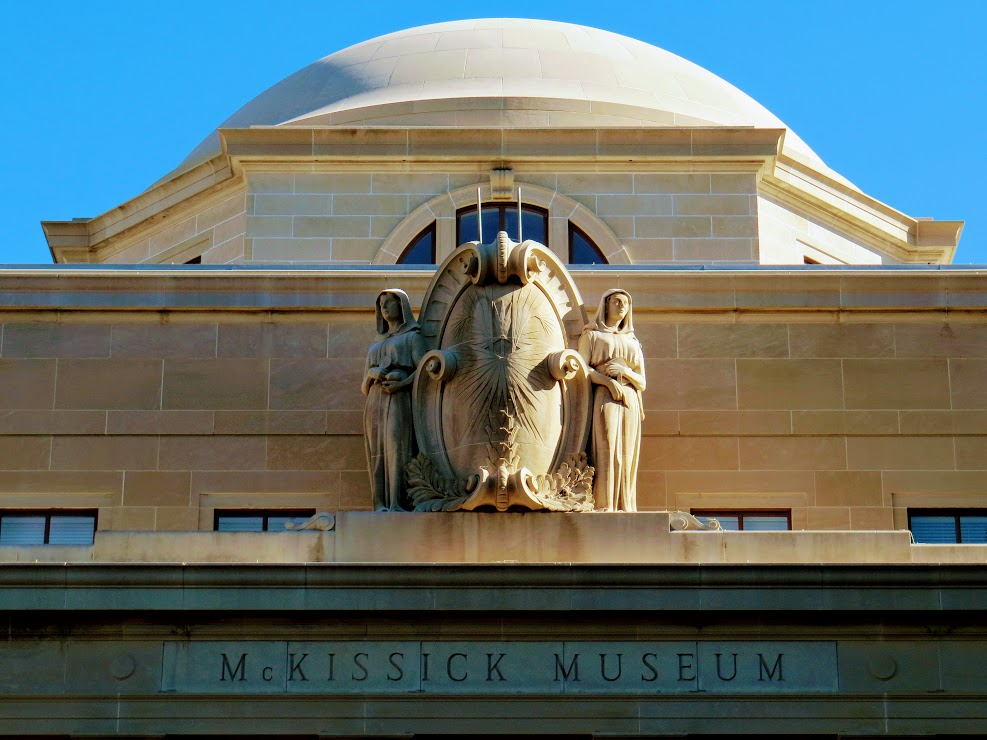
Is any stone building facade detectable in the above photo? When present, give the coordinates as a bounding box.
[1,19,984,738]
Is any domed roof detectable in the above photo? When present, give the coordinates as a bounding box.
[174,19,837,181]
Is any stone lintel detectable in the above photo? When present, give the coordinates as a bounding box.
[0,560,985,613]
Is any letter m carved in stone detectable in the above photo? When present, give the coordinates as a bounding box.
[554,653,579,682]
[221,652,247,682]
[758,653,784,682]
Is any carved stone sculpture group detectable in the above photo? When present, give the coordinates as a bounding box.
[362,231,645,513]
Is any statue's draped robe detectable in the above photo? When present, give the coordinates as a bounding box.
[578,327,644,512]
[364,325,423,511]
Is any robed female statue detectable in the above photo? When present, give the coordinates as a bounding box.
[578,289,646,512]
[362,289,426,511]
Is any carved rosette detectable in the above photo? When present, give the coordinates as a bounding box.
[410,232,593,512]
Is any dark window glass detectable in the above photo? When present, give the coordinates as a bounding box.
[397,223,436,264]
[0,510,97,545]
[569,225,607,265]
[185,255,202,265]
[692,510,791,532]
[909,510,987,544]
[456,204,547,246]
[214,510,316,532]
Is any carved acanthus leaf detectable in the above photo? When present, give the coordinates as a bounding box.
[406,454,471,512]
[533,452,596,512]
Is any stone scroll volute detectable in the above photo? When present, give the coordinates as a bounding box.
[407,231,595,512]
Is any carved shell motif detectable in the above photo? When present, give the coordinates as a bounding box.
[410,232,593,512]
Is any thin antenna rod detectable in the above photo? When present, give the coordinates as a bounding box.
[517,186,523,243]
[477,187,483,244]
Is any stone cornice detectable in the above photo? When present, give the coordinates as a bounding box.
[0,562,985,612]
[761,155,963,264]
[220,126,785,166]
[45,128,781,264]
[40,127,963,266]
[0,267,983,314]
[42,157,236,264]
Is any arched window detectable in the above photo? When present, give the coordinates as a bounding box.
[393,204,612,266]
[569,224,607,264]
[456,204,548,246]
[397,223,436,264]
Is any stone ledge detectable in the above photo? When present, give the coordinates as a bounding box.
[222,126,785,164]
[0,559,986,613]
[0,268,984,312]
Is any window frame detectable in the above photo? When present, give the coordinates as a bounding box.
[455,203,549,246]
[213,509,317,532]
[396,222,437,265]
[0,509,98,545]
[691,509,792,531]
[908,508,987,544]
[568,223,608,265]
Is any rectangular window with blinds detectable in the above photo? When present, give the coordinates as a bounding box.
[692,510,791,531]
[214,509,316,532]
[909,510,987,544]
[0,510,97,545]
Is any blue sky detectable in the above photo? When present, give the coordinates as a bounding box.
[2,0,984,264]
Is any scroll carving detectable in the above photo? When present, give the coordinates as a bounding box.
[409,230,593,512]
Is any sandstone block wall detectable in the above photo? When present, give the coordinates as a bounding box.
[633,319,987,530]
[0,298,983,532]
[0,315,374,530]
[533,171,759,264]
[95,169,765,267]
[246,171,478,263]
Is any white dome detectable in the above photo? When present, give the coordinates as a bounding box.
[175,19,837,180]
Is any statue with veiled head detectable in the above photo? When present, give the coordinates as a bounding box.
[578,289,646,512]
[361,289,426,511]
